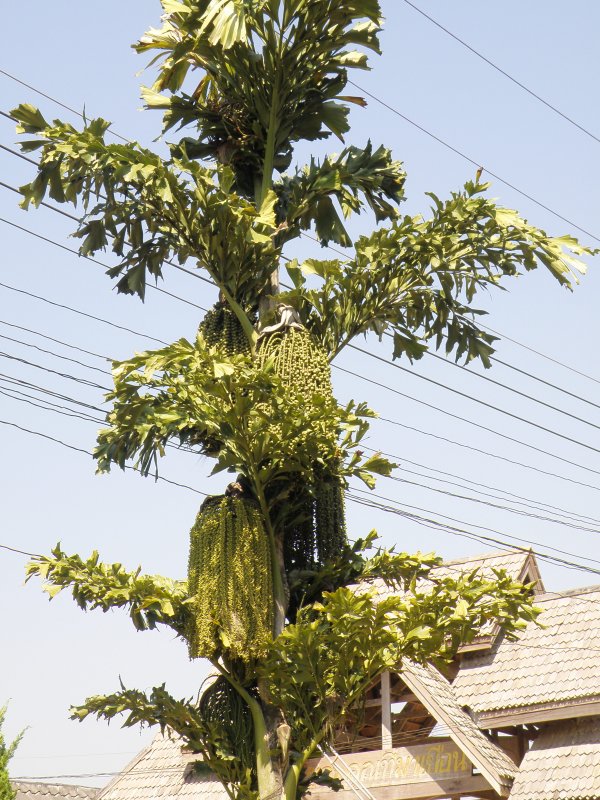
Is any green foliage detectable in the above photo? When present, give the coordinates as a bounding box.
[10,4,594,800]
[136,0,383,194]
[260,567,539,756]
[71,681,256,800]
[276,142,406,247]
[0,704,23,800]
[188,496,274,660]
[94,335,392,496]
[11,104,277,302]
[25,545,190,635]
[282,181,592,363]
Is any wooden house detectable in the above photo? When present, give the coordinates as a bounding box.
[94,549,600,800]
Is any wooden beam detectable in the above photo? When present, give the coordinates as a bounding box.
[306,775,491,800]
[478,699,600,729]
[381,670,392,751]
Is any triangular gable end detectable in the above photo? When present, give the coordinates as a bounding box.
[400,660,518,797]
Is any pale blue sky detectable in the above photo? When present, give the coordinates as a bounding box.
[1,0,599,787]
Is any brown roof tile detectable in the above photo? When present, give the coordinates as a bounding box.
[97,733,228,800]
[509,717,600,800]
[12,783,98,799]
[453,586,600,719]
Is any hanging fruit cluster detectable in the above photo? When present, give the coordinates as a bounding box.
[199,300,253,355]
[257,321,347,573]
[187,495,273,661]
[256,327,333,399]
[186,305,347,664]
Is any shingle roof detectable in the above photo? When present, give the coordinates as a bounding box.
[453,586,600,721]
[401,661,516,797]
[12,783,98,799]
[509,717,600,800]
[368,548,542,652]
[369,548,541,602]
[97,733,227,800]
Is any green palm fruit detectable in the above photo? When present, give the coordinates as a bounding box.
[314,474,346,564]
[256,327,333,399]
[187,495,273,661]
[257,324,346,571]
[199,675,255,772]
[199,301,253,355]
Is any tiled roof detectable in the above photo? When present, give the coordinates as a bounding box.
[453,586,600,719]
[509,717,600,800]
[367,548,542,651]
[368,548,542,601]
[401,661,516,796]
[97,733,227,800]
[12,783,98,799]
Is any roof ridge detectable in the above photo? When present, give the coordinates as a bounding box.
[439,548,527,568]
[536,584,600,601]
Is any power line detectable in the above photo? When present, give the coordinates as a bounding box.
[481,321,600,387]
[0,331,110,375]
[0,216,207,313]
[0,147,216,294]
[367,416,600,494]
[0,418,207,496]
[0,318,111,362]
[6,357,600,535]
[425,349,600,420]
[0,543,37,557]
[335,364,600,481]
[385,473,600,536]
[0,69,130,142]
[4,405,600,579]
[0,351,110,391]
[2,263,599,499]
[351,486,600,568]
[346,80,600,245]
[5,131,600,409]
[401,0,600,146]
[350,343,600,452]
[7,180,598,473]
[383,458,600,527]
[346,491,600,577]
[0,280,167,345]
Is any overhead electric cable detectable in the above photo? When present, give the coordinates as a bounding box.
[0,215,207,313]
[401,0,600,146]
[481,321,600,387]
[346,491,600,577]
[0,332,109,375]
[4,139,599,408]
[6,360,600,532]
[351,343,600,449]
[0,69,130,142]
[0,280,167,345]
[0,318,110,362]
[0,351,110,391]
[0,418,207,496]
[384,458,600,527]
[428,349,600,413]
[2,264,599,496]
[334,364,600,480]
[7,177,598,461]
[385,473,600,535]
[350,486,600,568]
[365,416,600,494]
[4,61,600,244]
[346,79,600,245]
